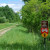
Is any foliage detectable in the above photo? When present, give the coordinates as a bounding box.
[22,0,30,2]
[0,5,20,23]
[23,0,47,2]
[15,12,20,22]
[0,17,7,23]
[21,0,50,33]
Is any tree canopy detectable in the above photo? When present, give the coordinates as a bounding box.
[0,5,20,23]
[23,0,30,2]
[21,0,50,33]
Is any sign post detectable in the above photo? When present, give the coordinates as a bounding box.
[41,21,49,50]
[41,0,48,50]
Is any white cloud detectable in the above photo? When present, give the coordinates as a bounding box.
[20,0,22,1]
[0,3,6,6]
[0,3,24,12]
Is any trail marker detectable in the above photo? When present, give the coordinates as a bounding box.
[41,21,49,50]
[41,21,48,38]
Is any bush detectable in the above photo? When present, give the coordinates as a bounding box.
[0,17,7,23]
[22,0,50,33]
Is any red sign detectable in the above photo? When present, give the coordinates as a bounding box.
[41,28,49,34]
[41,21,48,28]
[41,21,49,38]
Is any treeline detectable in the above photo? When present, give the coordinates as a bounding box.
[0,5,20,23]
[22,0,50,33]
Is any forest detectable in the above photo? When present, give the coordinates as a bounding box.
[22,0,50,33]
[0,5,20,23]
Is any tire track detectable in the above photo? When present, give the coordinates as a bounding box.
[0,25,16,36]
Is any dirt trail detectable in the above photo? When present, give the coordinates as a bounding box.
[0,25,16,36]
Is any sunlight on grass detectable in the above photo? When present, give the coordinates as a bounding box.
[0,25,50,50]
[0,23,16,30]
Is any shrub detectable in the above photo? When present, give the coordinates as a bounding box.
[22,0,50,33]
[0,17,7,23]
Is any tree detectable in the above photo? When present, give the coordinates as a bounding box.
[22,0,30,2]
[21,0,50,33]
[3,5,16,22]
[0,16,7,23]
[42,0,46,2]
[15,12,20,22]
[0,5,20,23]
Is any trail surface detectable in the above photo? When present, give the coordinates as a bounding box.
[0,25,16,36]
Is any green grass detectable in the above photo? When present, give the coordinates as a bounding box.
[0,25,50,50]
[0,23,16,30]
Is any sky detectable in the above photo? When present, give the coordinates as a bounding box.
[0,0,24,12]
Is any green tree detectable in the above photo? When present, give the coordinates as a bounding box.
[22,0,50,33]
[15,12,20,22]
[23,0,30,2]
[0,16,7,23]
[0,5,20,23]
[3,5,16,22]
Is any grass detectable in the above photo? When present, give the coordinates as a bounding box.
[0,25,50,50]
[0,23,16,30]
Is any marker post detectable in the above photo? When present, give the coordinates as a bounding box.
[44,38,46,50]
[41,0,49,50]
[41,21,48,50]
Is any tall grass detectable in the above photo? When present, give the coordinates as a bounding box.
[0,25,50,50]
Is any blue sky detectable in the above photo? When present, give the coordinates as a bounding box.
[0,0,24,12]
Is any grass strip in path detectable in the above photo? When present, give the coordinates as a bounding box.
[0,23,16,30]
